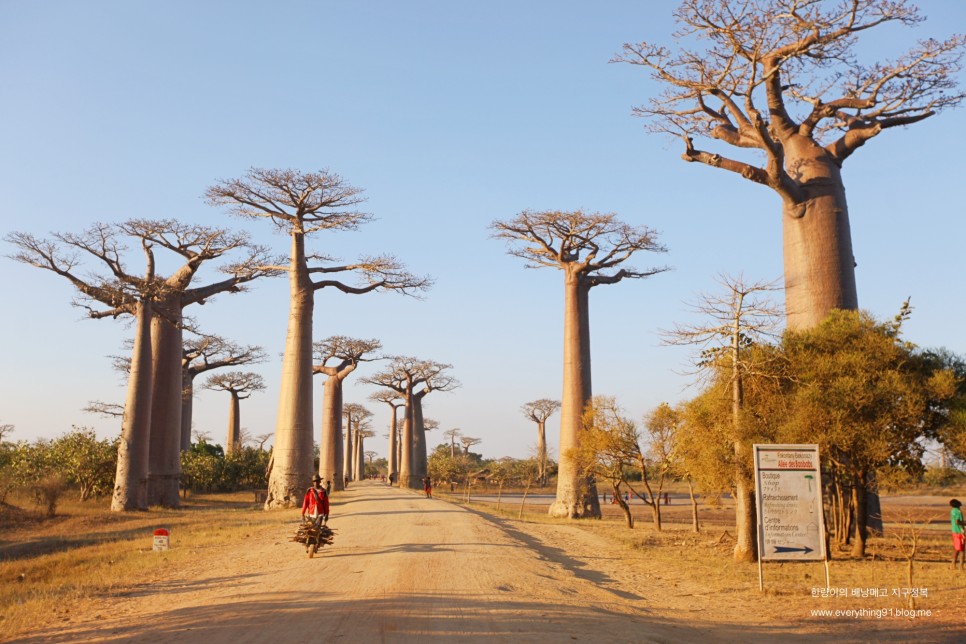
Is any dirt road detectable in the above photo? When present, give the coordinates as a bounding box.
[14,482,962,643]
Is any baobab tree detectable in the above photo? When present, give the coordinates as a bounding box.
[206,168,431,508]
[182,334,267,451]
[342,403,372,484]
[363,357,456,489]
[522,399,561,485]
[203,371,266,455]
[443,428,461,459]
[7,226,149,510]
[410,367,458,486]
[363,357,424,489]
[369,389,405,484]
[313,336,381,491]
[8,229,156,511]
[663,274,783,561]
[492,209,668,518]
[459,436,482,456]
[41,222,275,508]
[616,0,965,330]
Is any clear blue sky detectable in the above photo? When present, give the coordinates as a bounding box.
[2,1,963,460]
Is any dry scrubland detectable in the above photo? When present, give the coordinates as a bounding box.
[2,483,965,642]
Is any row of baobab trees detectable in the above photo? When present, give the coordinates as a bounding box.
[7,2,964,551]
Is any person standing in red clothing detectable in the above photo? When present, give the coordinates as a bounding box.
[301,475,329,523]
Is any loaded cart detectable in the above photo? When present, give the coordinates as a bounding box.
[290,516,335,557]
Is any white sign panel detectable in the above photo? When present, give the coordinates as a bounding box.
[754,444,826,561]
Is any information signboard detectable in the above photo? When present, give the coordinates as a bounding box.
[754,444,826,561]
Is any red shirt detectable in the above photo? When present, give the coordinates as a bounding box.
[301,486,329,516]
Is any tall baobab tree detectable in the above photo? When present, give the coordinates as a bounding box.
[443,428,461,459]
[369,389,405,484]
[522,399,561,485]
[8,229,157,511]
[9,222,275,509]
[182,334,267,451]
[363,357,424,490]
[459,436,482,455]
[492,209,668,518]
[9,226,161,510]
[114,221,276,508]
[313,336,381,491]
[206,168,431,508]
[663,274,783,562]
[410,366,458,486]
[203,371,266,455]
[356,427,375,481]
[363,357,457,489]
[615,0,965,330]
[342,403,372,483]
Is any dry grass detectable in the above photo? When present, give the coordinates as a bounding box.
[0,490,279,641]
[457,490,966,629]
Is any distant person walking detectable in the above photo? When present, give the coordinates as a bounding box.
[951,499,965,571]
[422,476,433,498]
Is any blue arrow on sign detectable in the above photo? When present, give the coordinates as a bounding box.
[774,545,814,554]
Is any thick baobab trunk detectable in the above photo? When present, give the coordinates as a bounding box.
[180,370,195,452]
[411,392,428,484]
[265,234,315,508]
[399,394,415,489]
[319,375,345,491]
[147,305,183,507]
[781,139,858,331]
[783,141,884,536]
[112,300,154,511]
[387,406,398,484]
[225,393,241,455]
[536,420,547,485]
[550,273,601,518]
[356,431,365,479]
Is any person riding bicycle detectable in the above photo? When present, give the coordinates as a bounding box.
[301,475,329,525]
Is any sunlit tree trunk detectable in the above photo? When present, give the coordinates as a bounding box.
[225,392,241,455]
[731,310,757,562]
[550,271,601,518]
[355,431,364,479]
[687,475,700,533]
[344,414,354,483]
[319,375,345,490]
[265,233,315,507]
[536,420,548,485]
[147,299,183,507]
[112,300,154,511]
[781,140,858,331]
[400,392,415,488]
[412,390,428,484]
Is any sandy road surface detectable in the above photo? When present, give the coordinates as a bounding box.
[14,482,962,643]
